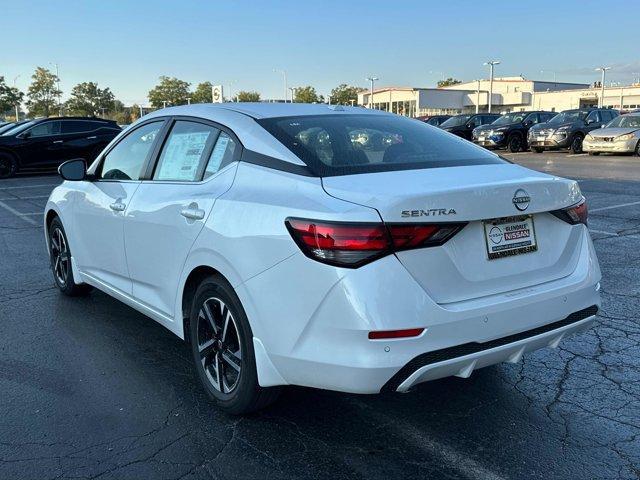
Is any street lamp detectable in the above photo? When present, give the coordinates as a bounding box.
[226,80,237,102]
[273,69,288,103]
[13,75,20,121]
[49,62,62,116]
[483,60,500,113]
[595,66,611,108]
[365,76,378,109]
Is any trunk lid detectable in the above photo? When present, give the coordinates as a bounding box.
[322,164,584,304]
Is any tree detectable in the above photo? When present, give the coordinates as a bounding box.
[437,78,462,88]
[191,81,213,103]
[26,67,61,117]
[329,84,365,105]
[234,91,260,102]
[65,82,116,117]
[0,76,24,115]
[148,76,191,108]
[293,86,321,104]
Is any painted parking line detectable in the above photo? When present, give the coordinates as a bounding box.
[0,200,38,225]
[590,200,640,213]
[0,195,51,201]
[0,183,58,191]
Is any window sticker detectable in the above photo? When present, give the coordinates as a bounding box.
[156,131,210,181]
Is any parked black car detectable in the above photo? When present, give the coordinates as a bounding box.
[0,117,121,178]
[528,108,619,154]
[472,111,557,152]
[418,115,452,127]
[438,113,500,140]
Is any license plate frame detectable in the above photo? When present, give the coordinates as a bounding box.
[536,136,546,142]
[483,215,537,260]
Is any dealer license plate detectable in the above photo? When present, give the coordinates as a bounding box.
[483,215,537,260]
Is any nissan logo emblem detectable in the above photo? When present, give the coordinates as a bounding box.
[512,189,530,211]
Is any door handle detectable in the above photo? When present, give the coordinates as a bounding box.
[109,201,126,212]
[52,140,64,144]
[86,136,97,139]
[180,205,205,220]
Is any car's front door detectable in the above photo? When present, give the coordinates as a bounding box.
[19,120,64,167]
[71,120,166,295]
[124,119,240,319]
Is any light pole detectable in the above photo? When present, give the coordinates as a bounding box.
[430,70,445,85]
[226,80,237,102]
[13,75,20,121]
[595,66,611,108]
[273,69,288,103]
[49,62,62,116]
[483,61,500,113]
[476,79,480,114]
[187,97,191,105]
[365,76,378,109]
[289,87,296,103]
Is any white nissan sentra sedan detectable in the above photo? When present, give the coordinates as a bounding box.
[45,103,601,414]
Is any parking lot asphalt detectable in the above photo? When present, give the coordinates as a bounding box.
[1,152,639,480]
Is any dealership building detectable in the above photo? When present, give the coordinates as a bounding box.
[357,77,640,116]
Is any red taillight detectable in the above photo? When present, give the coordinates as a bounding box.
[285,218,466,268]
[368,328,425,340]
[551,198,588,225]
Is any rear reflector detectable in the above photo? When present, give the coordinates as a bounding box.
[368,328,425,340]
[551,197,588,225]
[285,218,466,268]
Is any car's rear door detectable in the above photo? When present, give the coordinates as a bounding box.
[71,120,167,295]
[123,118,240,319]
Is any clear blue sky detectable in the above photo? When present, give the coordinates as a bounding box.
[2,0,638,105]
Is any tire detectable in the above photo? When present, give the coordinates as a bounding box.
[532,147,544,154]
[588,152,600,156]
[570,134,584,154]
[507,134,523,153]
[635,141,640,157]
[189,275,281,414]
[0,152,17,179]
[48,217,93,296]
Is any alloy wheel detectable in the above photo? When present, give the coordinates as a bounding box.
[197,297,242,394]
[50,228,69,286]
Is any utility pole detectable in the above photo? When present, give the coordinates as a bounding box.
[483,61,500,113]
[274,69,287,103]
[476,79,480,114]
[595,66,611,108]
[365,76,378,109]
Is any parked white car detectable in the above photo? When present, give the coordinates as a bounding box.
[45,104,601,414]
[584,112,640,155]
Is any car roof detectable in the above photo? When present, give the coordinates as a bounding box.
[149,103,389,120]
[36,116,116,122]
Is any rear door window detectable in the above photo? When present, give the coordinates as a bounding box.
[153,121,219,182]
[61,120,101,134]
[257,114,504,177]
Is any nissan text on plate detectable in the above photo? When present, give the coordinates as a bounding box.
[45,103,601,414]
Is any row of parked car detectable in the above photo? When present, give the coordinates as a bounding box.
[0,117,121,178]
[421,108,640,156]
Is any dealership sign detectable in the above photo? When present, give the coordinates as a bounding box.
[212,85,224,103]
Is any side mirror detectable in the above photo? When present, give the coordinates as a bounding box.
[586,119,595,125]
[58,158,87,181]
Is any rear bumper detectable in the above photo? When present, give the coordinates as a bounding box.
[239,226,601,394]
[583,138,637,153]
[387,305,596,392]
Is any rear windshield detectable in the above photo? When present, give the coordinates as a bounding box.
[257,114,504,177]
